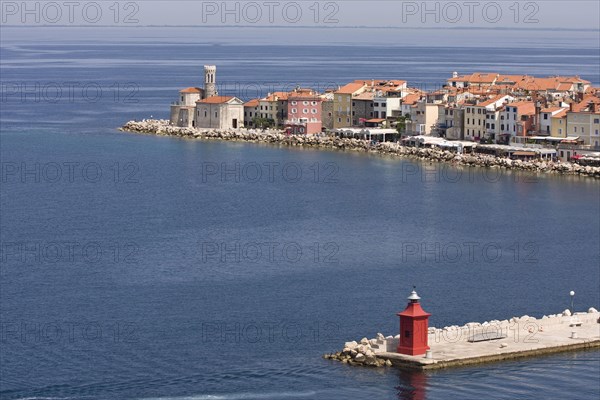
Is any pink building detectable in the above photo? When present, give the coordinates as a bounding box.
[285,89,322,134]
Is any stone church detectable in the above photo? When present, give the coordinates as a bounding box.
[170,65,244,130]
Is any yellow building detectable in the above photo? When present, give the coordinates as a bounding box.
[550,109,568,138]
[566,96,600,147]
[332,82,366,129]
[258,92,289,126]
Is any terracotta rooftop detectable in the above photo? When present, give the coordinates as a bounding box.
[402,93,421,105]
[571,95,600,113]
[478,94,509,107]
[540,107,564,113]
[505,101,536,115]
[262,91,289,102]
[180,87,203,93]
[197,96,237,104]
[353,92,375,100]
[336,82,366,95]
[244,99,260,107]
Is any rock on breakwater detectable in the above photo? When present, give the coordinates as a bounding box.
[119,120,600,178]
[324,308,600,370]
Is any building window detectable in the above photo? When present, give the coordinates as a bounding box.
[291,101,297,106]
[311,109,317,114]
[204,111,207,117]
[303,101,309,106]
[543,114,548,120]
[311,101,317,106]
[593,118,599,124]
[215,112,218,117]
[291,108,297,113]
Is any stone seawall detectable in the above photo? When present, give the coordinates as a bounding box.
[119,120,600,178]
[324,308,600,369]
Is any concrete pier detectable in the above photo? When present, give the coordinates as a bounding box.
[325,309,600,370]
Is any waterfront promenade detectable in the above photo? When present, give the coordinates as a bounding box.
[120,119,600,178]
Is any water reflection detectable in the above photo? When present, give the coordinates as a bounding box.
[396,370,428,400]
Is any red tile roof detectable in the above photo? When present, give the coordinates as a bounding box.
[262,91,289,102]
[402,93,421,105]
[506,101,535,115]
[180,87,203,93]
[244,99,260,107]
[540,107,563,113]
[335,82,366,95]
[478,94,509,107]
[197,96,236,104]
[552,109,568,118]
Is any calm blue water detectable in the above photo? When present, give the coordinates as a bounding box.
[1,30,599,399]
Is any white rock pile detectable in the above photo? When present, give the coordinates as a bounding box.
[323,333,393,367]
[120,120,600,178]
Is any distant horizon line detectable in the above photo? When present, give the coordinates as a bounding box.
[2,25,599,32]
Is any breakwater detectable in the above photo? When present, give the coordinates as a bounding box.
[119,120,600,178]
[324,308,600,370]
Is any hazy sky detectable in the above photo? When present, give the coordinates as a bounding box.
[1,0,599,29]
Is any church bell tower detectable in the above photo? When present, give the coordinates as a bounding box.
[204,65,217,98]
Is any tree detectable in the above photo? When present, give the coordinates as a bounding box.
[252,117,274,129]
[396,113,411,134]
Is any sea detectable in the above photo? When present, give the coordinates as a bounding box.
[1,26,599,399]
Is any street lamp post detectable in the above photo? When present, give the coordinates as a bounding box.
[569,290,575,314]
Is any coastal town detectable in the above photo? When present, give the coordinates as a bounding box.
[166,66,600,166]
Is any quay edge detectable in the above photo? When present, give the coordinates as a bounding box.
[119,120,600,178]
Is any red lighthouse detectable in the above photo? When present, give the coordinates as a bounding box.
[397,287,431,356]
